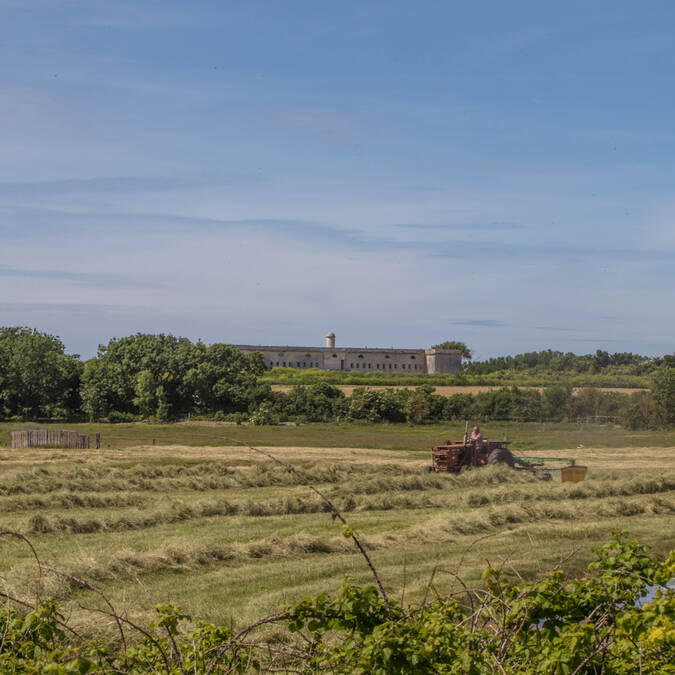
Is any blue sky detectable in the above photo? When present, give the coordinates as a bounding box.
[1,1,673,359]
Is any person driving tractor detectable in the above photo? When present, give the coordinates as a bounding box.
[468,425,488,465]
[470,425,485,451]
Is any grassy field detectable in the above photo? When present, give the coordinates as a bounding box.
[0,422,673,644]
[260,368,650,389]
[270,384,645,396]
[2,420,675,451]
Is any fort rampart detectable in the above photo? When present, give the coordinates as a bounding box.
[237,332,461,374]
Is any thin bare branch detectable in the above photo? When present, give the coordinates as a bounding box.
[218,436,392,618]
[205,611,289,675]
[40,564,128,652]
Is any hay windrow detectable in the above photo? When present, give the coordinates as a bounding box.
[1,442,673,634]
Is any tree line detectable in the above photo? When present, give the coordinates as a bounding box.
[0,327,672,428]
[467,347,672,376]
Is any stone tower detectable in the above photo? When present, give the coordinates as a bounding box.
[325,331,336,348]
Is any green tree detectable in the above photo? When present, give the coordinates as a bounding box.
[651,364,675,426]
[81,333,199,420]
[81,334,268,421]
[542,384,573,421]
[347,388,406,423]
[443,392,474,420]
[274,383,345,422]
[403,389,432,424]
[432,340,472,359]
[184,343,268,415]
[133,369,160,419]
[0,327,82,419]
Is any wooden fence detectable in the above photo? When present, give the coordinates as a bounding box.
[11,429,90,449]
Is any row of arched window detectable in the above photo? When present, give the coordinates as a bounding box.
[269,360,421,370]
[272,361,319,368]
[349,362,418,370]
[265,352,424,371]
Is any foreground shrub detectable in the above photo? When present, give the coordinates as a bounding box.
[287,534,674,673]
[1,534,672,672]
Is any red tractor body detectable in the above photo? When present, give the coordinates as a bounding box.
[429,439,513,473]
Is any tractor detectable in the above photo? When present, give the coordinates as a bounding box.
[425,438,514,475]
[425,434,586,482]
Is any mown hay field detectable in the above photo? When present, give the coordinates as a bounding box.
[0,423,673,644]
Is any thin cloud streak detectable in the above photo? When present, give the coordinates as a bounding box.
[0,264,165,290]
[0,301,148,314]
[0,175,262,197]
[395,222,525,231]
[449,320,506,327]
[3,205,674,267]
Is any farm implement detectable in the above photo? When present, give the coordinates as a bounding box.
[425,438,587,482]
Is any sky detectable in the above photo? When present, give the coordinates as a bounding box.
[1,0,674,360]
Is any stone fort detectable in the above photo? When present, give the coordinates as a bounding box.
[237,332,462,374]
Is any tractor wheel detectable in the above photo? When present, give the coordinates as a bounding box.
[539,472,552,481]
[424,466,435,474]
[487,447,516,468]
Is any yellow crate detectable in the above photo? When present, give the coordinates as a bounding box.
[561,466,587,483]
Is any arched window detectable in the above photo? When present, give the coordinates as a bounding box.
[410,355,416,360]
[385,355,390,359]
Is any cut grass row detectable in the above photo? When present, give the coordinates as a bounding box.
[1,439,673,642]
[3,471,673,532]
[13,486,674,538]
[16,498,674,599]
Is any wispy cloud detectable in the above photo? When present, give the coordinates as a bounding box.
[0,301,147,315]
[449,320,506,327]
[0,175,261,197]
[395,222,525,231]
[4,205,674,268]
[0,264,164,289]
[536,326,578,332]
[569,338,635,343]
[430,240,675,263]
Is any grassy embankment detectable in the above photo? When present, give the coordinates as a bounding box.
[0,421,673,644]
[261,366,650,389]
[270,384,647,396]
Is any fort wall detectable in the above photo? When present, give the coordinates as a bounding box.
[236,333,462,374]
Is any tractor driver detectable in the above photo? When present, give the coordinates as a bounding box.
[471,427,487,464]
[471,426,485,453]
